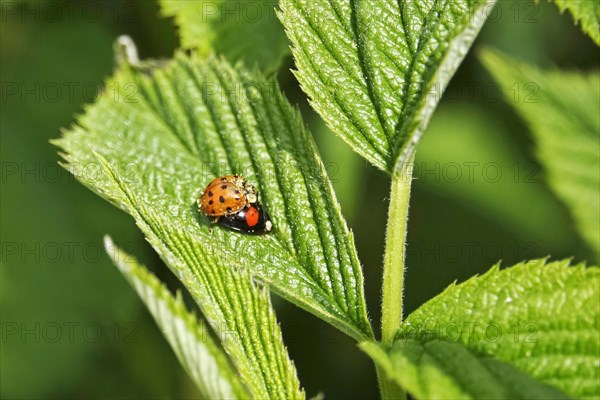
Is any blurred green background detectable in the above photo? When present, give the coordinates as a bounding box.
[1,1,597,398]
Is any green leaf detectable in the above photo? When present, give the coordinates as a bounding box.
[481,50,600,259]
[90,157,302,399]
[279,0,496,173]
[94,167,302,399]
[104,237,249,399]
[396,259,600,398]
[54,44,372,344]
[55,51,310,399]
[361,339,570,399]
[544,0,600,45]
[160,0,289,71]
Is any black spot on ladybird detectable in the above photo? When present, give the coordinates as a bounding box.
[219,196,225,203]
[208,191,213,197]
[234,190,240,194]
[209,200,213,205]
[221,185,227,189]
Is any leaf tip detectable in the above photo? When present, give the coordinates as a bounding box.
[114,35,140,67]
[103,235,115,257]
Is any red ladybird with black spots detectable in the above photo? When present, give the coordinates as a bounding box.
[198,175,257,219]
[198,175,272,234]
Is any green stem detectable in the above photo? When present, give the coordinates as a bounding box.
[376,364,405,400]
[377,159,413,400]
[381,158,414,346]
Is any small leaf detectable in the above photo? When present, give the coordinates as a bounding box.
[361,339,570,399]
[481,50,600,259]
[279,0,497,172]
[160,0,289,71]
[54,49,372,343]
[397,259,600,398]
[104,236,249,399]
[544,0,600,45]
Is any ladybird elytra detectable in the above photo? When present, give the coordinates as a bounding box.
[198,175,257,217]
[198,175,272,234]
[219,204,273,234]
[245,205,260,227]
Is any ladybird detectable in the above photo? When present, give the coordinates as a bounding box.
[218,203,273,234]
[198,175,258,218]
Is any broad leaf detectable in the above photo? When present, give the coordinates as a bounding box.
[104,237,248,399]
[396,259,600,398]
[279,0,496,172]
[545,0,600,45]
[160,0,289,71]
[362,339,569,399]
[54,47,372,343]
[482,50,600,259]
[55,55,307,400]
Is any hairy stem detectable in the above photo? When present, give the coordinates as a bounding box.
[381,158,414,346]
[376,364,405,400]
[377,158,413,399]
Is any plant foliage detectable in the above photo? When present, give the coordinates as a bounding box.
[280,0,496,172]
[482,50,600,259]
[161,0,289,71]
[383,259,600,398]
[105,237,249,399]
